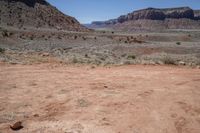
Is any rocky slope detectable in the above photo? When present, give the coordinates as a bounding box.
[89,7,200,31]
[0,0,89,31]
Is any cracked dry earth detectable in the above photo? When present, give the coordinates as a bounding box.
[0,62,200,133]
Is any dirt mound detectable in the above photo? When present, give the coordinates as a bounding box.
[0,0,89,31]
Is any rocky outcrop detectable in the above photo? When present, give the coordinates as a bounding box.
[90,7,199,28]
[162,7,194,19]
[0,0,89,31]
[3,0,49,7]
[194,10,200,20]
[127,8,166,21]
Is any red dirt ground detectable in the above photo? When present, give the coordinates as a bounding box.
[0,63,200,133]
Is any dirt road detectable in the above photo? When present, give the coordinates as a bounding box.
[0,63,200,133]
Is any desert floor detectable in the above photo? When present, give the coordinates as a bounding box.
[0,62,200,133]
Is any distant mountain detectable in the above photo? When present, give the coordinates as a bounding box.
[0,0,89,31]
[87,7,200,31]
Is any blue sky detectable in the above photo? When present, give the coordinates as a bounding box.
[47,0,200,24]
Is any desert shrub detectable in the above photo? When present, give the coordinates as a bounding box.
[111,31,114,34]
[123,61,131,65]
[2,30,10,37]
[196,60,200,66]
[82,37,86,40]
[100,57,105,61]
[94,37,97,40]
[127,37,130,41]
[162,56,175,65]
[127,55,136,60]
[176,42,181,45]
[57,36,62,39]
[93,59,101,65]
[124,41,128,43]
[0,48,5,53]
[121,54,127,57]
[85,54,89,58]
[72,57,78,63]
[73,35,77,39]
[30,36,34,40]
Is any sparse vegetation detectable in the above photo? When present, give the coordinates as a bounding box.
[176,42,181,45]
[0,48,5,54]
[127,37,130,41]
[72,57,78,63]
[85,54,89,58]
[1,1,200,132]
[2,30,10,37]
[82,36,86,40]
[29,35,34,40]
[127,55,136,60]
[121,54,127,57]
[57,36,62,39]
[162,56,176,65]
[73,35,78,40]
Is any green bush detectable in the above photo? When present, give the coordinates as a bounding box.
[0,48,5,53]
[127,55,136,60]
[176,42,181,45]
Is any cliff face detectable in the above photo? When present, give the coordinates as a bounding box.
[90,7,199,30]
[0,0,89,31]
[194,10,200,20]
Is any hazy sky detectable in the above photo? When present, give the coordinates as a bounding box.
[47,0,200,24]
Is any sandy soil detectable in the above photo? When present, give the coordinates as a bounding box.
[0,63,200,133]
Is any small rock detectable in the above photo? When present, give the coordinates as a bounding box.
[33,114,39,117]
[10,121,23,130]
[41,53,49,57]
[179,61,186,65]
